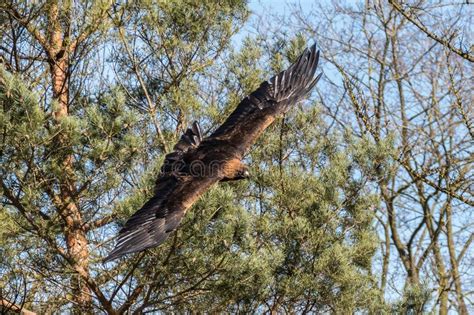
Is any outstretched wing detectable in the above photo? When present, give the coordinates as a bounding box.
[103,122,204,262]
[104,44,322,262]
[209,44,321,154]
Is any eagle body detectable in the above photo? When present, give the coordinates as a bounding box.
[104,44,321,262]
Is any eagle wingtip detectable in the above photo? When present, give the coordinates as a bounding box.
[102,245,137,263]
[102,252,120,264]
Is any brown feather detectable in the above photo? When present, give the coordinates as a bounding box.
[104,44,321,262]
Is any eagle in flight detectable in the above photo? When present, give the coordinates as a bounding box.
[104,44,321,262]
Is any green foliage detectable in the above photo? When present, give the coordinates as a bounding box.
[393,283,432,314]
[0,1,389,313]
[0,65,145,310]
[99,40,386,311]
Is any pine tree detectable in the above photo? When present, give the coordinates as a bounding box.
[1,1,384,313]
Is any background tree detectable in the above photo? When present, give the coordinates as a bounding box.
[274,0,473,313]
[0,0,245,312]
[2,0,471,314]
[1,0,116,312]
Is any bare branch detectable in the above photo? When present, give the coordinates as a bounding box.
[388,0,474,62]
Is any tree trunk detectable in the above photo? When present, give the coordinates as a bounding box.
[446,203,468,314]
[47,1,92,312]
[50,58,69,118]
[62,200,92,314]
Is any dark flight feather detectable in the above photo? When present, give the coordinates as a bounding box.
[210,44,321,146]
[103,124,202,262]
[104,44,321,262]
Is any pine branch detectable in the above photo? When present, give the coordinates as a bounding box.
[0,298,36,315]
[2,5,49,55]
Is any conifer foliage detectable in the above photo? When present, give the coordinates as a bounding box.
[1,1,384,313]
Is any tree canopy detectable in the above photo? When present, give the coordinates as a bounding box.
[1,0,472,314]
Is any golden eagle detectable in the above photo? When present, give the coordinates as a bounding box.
[104,44,321,262]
